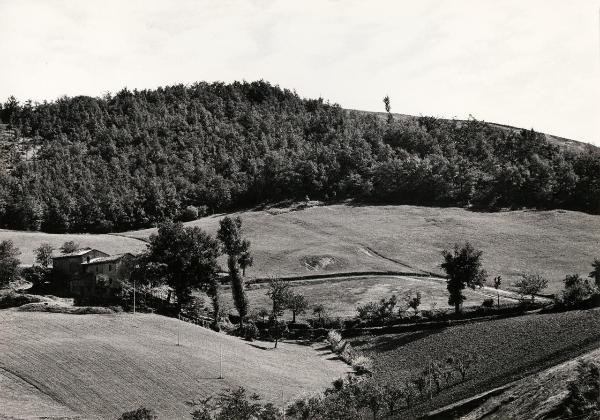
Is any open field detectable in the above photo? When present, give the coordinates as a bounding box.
[349,307,600,416]
[0,229,147,266]
[125,204,600,293]
[220,275,520,319]
[0,311,348,419]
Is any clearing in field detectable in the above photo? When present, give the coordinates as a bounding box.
[0,311,348,419]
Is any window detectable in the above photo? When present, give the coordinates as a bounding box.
[109,264,113,272]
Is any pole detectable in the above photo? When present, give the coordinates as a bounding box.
[133,278,136,315]
[177,313,180,346]
[219,343,223,379]
[428,359,432,400]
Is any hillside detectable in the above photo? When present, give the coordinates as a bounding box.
[0,310,348,419]
[124,204,600,293]
[1,81,600,234]
[460,347,600,419]
[349,307,600,417]
[357,110,599,156]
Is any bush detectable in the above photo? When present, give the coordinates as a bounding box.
[558,360,600,419]
[20,266,51,288]
[562,274,595,307]
[482,298,494,308]
[0,291,45,309]
[327,330,343,351]
[242,322,259,341]
[180,205,200,222]
[356,295,398,321]
[118,407,157,420]
[514,273,548,302]
[351,355,374,375]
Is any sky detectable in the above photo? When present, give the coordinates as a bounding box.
[1,0,599,145]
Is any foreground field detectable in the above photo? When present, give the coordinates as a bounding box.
[125,204,600,293]
[220,275,519,319]
[349,307,600,416]
[0,311,348,419]
[461,347,600,420]
[0,229,147,265]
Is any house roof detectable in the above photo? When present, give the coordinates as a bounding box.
[52,248,98,259]
[81,253,133,266]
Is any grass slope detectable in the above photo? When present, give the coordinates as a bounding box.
[0,311,348,419]
[349,307,600,416]
[0,229,147,265]
[222,276,519,319]
[125,204,600,293]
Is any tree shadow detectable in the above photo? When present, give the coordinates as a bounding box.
[353,329,445,353]
[246,343,273,351]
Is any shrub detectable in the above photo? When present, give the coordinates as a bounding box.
[482,298,494,308]
[118,407,157,420]
[558,360,600,419]
[357,295,398,322]
[20,266,51,288]
[405,291,422,313]
[514,273,548,302]
[563,274,595,306]
[356,301,379,320]
[242,322,259,341]
[351,355,374,375]
[0,291,45,309]
[180,205,200,222]
[327,330,343,351]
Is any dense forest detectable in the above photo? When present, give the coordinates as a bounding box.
[0,80,599,233]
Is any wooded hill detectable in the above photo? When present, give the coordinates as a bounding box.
[1,80,599,233]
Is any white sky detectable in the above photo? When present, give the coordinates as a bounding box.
[1,0,599,145]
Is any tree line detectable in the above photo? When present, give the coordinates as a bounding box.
[0,80,599,233]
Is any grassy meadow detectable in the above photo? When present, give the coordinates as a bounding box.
[219,275,519,319]
[349,307,600,416]
[125,204,600,293]
[0,311,348,419]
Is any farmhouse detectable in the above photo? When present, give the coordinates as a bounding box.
[52,249,134,302]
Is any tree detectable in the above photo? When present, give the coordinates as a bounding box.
[492,275,502,307]
[514,273,548,303]
[60,240,79,254]
[405,291,421,314]
[266,278,291,348]
[287,292,308,323]
[590,259,600,289]
[238,250,253,277]
[34,243,54,268]
[190,387,277,420]
[0,240,21,287]
[313,304,326,326]
[441,242,487,314]
[383,95,392,124]
[118,407,157,420]
[217,216,251,326]
[144,222,221,311]
[562,274,595,306]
